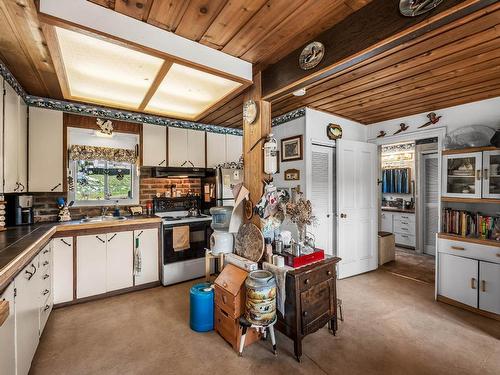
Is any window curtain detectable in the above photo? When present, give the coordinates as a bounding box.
[69,145,137,164]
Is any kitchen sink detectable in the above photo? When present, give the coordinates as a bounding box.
[80,216,127,223]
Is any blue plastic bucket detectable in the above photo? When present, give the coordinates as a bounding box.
[189,283,214,332]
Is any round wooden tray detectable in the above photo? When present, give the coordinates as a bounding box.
[234,223,264,262]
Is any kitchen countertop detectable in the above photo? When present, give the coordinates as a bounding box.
[0,215,161,293]
[381,207,415,214]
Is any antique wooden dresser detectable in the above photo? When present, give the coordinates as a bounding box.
[276,256,341,362]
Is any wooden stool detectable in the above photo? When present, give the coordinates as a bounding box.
[238,317,277,357]
[205,249,225,282]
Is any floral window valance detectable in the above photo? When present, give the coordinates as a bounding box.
[69,145,137,164]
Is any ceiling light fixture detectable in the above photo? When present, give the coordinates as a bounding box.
[293,88,306,96]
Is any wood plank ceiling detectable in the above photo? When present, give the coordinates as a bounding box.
[205,2,500,127]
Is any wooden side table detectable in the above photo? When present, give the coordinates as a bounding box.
[275,256,341,362]
[205,249,225,282]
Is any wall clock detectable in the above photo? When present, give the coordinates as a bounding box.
[399,0,443,17]
[299,41,325,70]
[327,123,342,140]
[243,100,258,125]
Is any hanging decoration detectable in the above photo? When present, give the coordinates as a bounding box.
[399,0,443,17]
[377,131,386,138]
[326,123,342,140]
[299,41,325,70]
[418,112,442,128]
[96,118,114,135]
[393,123,409,135]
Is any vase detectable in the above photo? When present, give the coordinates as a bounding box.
[296,222,306,244]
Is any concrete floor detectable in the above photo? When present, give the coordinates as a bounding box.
[31,270,500,375]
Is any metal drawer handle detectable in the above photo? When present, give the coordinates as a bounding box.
[108,234,117,242]
[43,249,50,254]
[222,282,228,288]
[451,246,465,251]
[44,305,50,312]
[137,230,144,237]
[476,170,481,180]
[401,235,408,238]
[471,278,476,290]
[43,289,50,296]
[304,279,310,285]
[327,270,332,276]
[50,183,62,191]
[158,159,166,166]
[43,261,49,266]
[60,239,72,247]
[484,168,488,180]
[303,311,308,317]
[401,227,408,231]
[25,269,34,280]
[401,216,409,219]
[96,235,106,243]
[401,221,408,225]
[43,274,50,280]
[481,280,486,292]
[222,295,227,304]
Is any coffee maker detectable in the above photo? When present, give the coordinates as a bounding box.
[6,195,34,226]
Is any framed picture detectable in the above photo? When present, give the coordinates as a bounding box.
[281,135,303,162]
[284,168,300,181]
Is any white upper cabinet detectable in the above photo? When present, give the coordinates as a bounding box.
[142,123,167,167]
[482,149,500,199]
[4,84,27,193]
[225,134,242,164]
[442,152,482,199]
[206,132,226,168]
[168,128,206,167]
[28,107,63,192]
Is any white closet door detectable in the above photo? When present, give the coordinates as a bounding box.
[310,144,334,255]
[479,261,500,315]
[143,124,167,167]
[337,139,378,279]
[423,153,439,256]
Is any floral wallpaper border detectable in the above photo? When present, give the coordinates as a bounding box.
[271,108,306,127]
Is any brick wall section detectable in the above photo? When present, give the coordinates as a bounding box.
[32,168,202,222]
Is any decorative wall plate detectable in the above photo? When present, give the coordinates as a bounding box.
[243,100,258,125]
[299,41,325,70]
[327,123,342,140]
[399,0,443,17]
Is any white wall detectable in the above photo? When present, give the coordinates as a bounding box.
[305,107,367,142]
[367,97,500,139]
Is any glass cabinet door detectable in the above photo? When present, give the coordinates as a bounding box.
[442,152,482,198]
[483,150,500,199]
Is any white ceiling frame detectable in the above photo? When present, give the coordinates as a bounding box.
[38,0,253,83]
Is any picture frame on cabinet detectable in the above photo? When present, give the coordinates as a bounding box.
[281,135,303,162]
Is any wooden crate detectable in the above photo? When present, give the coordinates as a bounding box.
[215,305,260,351]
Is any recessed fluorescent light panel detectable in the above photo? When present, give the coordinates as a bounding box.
[55,27,163,110]
[145,63,242,120]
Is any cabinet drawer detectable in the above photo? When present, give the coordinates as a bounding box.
[395,233,415,247]
[214,285,242,318]
[392,212,415,223]
[300,280,334,335]
[394,219,415,236]
[298,263,335,292]
[438,238,500,264]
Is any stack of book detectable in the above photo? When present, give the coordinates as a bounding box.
[442,208,499,240]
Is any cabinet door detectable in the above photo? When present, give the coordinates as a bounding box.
[380,212,393,232]
[0,78,3,188]
[15,258,41,375]
[53,237,74,304]
[3,84,19,193]
[28,107,63,192]
[187,129,206,167]
[134,228,159,286]
[206,132,226,168]
[106,231,134,292]
[482,150,500,199]
[77,235,107,299]
[168,127,188,167]
[225,134,242,163]
[479,261,500,315]
[438,253,478,307]
[442,152,482,198]
[17,100,27,192]
[142,123,167,167]
[0,283,16,375]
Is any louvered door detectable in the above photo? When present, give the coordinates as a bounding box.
[423,153,439,255]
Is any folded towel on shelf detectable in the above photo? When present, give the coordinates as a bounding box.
[173,225,190,251]
[263,262,293,316]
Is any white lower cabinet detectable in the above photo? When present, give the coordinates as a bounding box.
[106,231,134,292]
[134,228,159,286]
[0,283,16,375]
[15,256,42,375]
[53,237,74,304]
[77,234,107,299]
[439,253,478,307]
[380,212,393,232]
[479,261,500,315]
[77,231,134,298]
[38,243,53,334]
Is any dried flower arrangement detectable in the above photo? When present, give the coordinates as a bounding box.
[280,192,316,242]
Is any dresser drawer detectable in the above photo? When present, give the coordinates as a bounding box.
[298,263,335,292]
[392,212,415,223]
[438,238,500,264]
[395,232,416,247]
[300,280,334,335]
[394,219,415,236]
[214,285,243,318]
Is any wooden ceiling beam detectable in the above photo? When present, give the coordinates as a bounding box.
[261,0,498,101]
[138,60,173,111]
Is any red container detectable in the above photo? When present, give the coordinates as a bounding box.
[284,249,325,268]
